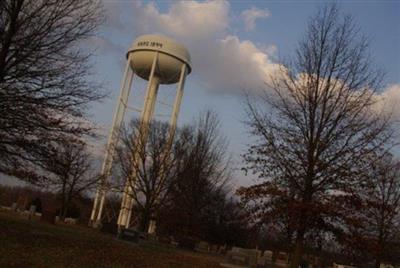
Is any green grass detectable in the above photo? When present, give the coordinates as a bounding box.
[0,210,223,268]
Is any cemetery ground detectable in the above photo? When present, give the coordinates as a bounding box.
[0,210,224,268]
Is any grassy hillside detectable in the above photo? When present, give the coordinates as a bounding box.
[0,210,223,268]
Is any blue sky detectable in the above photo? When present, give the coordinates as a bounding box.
[88,0,400,187]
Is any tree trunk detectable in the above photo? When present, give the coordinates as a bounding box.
[61,204,69,221]
[290,231,304,268]
[374,258,381,268]
[139,208,150,232]
[61,195,72,221]
[60,183,67,221]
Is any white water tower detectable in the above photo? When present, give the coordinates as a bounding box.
[90,35,192,229]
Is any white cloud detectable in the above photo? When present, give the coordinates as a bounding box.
[241,6,270,31]
[376,84,400,121]
[201,35,281,93]
[132,1,229,41]
[130,0,280,94]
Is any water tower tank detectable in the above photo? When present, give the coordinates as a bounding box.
[128,35,192,84]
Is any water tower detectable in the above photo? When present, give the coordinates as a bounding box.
[90,35,192,229]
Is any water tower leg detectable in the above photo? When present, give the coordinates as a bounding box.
[117,181,130,225]
[90,59,134,227]
[95,188,106,224]
[147,64,187,234]
[168,64,187,141]
[125,198,133,229]
[148,220,157,234]
[117,53,160,229]
[122,75,160,228]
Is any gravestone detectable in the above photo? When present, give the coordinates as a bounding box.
[263,250,273,260]
[221,247,261,268]
[274,251,288,267]
[231,247,241,253]
[118,228,139,242]
[258,250,273,267]
[27,205,36,220]
[169,236,179,247]
[240,248,261,267]
[65,217,78,224]
[29,205,36,214]
[225,250,250,267]
[218,244,227,254]
[379,263,399,268]
[333,263,357,268]
[195,241,210,253]
[11,202,18,211]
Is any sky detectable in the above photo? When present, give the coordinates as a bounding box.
[83,0,400,188]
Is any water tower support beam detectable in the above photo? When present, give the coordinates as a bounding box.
[90,57,134,226]
[147,63,187,234]
[168,63,187,144]
[117,52,160,229]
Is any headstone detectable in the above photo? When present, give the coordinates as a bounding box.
[195,241,210,253]
[21,210,31,218]
[379,263,396,268]
[29,205,36,214]
[118,228,139,242]
[11,202,18,211]
[239,248,261,267]
[275,251,288,267]
[65,217,78,224]
[221,247,261,268]
[147,233,158,242]
[28,205,36,220]
[263,250,273,261]
[333,263,357,268]
[210,244,219,254]
[258,250,273,267]
[225,250,250,267]
[218,244,227,254]
[231,247,241,253]
[170,236,179,248]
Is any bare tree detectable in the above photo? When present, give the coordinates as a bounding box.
[114,119,180,231]
[238,4,393,267]
[115,111,232,236]
[339,152,400,267]
[162,111,232,239]
[38,141,98,220]
[0,0,104,182]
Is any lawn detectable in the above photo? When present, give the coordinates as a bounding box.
[0,210,223,268]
